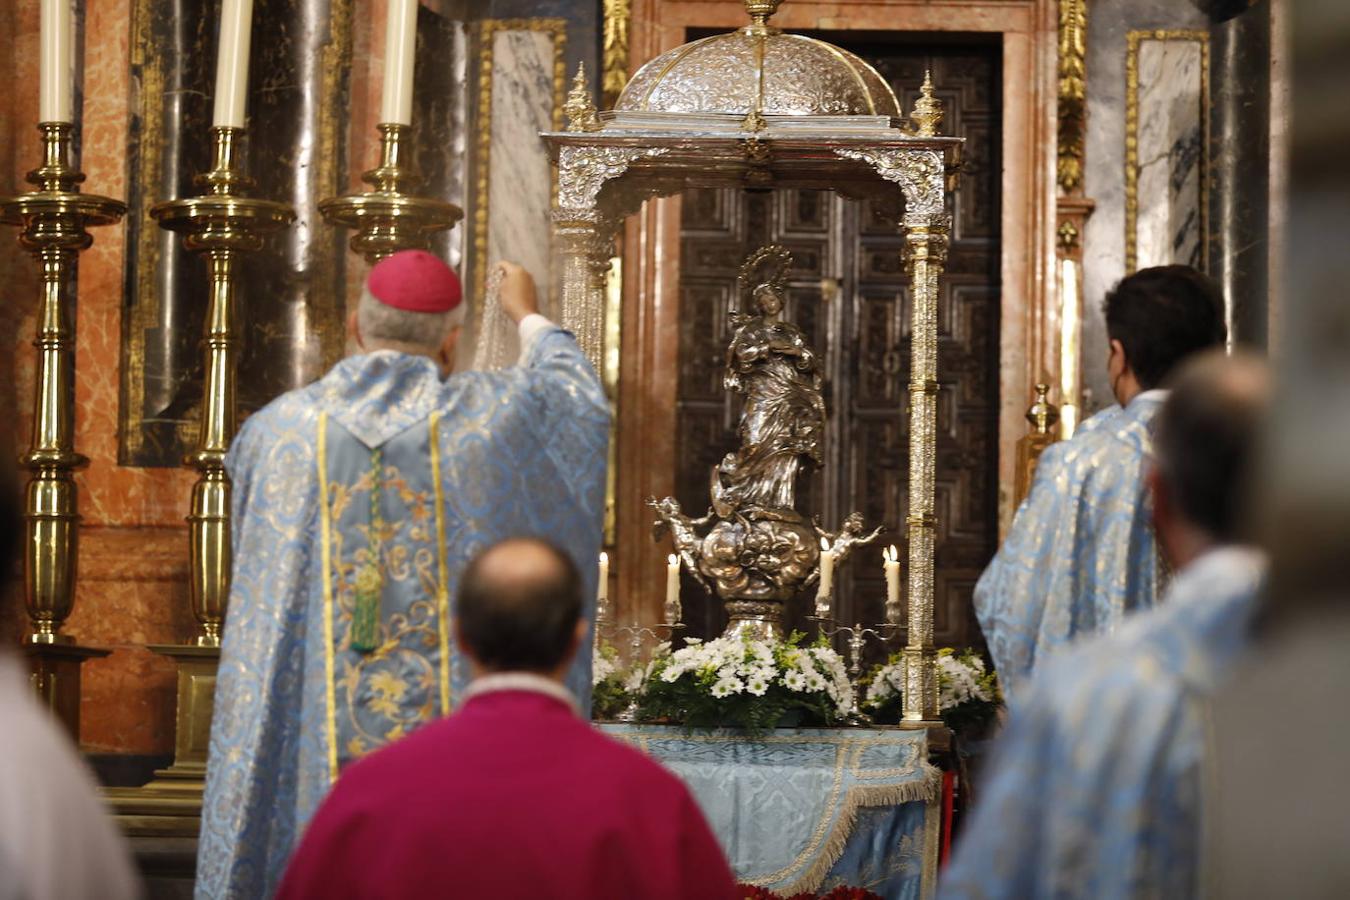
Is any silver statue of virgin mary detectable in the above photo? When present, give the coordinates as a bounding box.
[653,245,879,639]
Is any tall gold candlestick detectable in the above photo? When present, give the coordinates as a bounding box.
[0,122,124,737]
[319,123,462,263]
[152,127,294,646]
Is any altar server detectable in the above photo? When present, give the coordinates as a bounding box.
[974,265,1226,692]
[943,351,1269,899]
[275,538,738,900]
[197,255,609,899]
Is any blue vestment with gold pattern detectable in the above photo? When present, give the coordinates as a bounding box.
[942,546,1266,899]
[195,327,609,899]
[974,393,1166,694]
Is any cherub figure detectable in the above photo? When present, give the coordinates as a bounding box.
[806,512,886,587]
[648,497,713,592]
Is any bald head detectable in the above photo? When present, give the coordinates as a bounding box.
[456,538,583,674]
[1154,350,1271,545]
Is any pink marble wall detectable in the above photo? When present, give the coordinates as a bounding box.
[0,0,392,754]
[2,0,206,753]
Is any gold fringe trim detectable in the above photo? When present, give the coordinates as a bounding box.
[763,763,943,896]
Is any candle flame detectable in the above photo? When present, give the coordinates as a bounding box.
[820,537,830,551]
[668,553,678,566]
[886,545,898,562]
[599,550,608,565]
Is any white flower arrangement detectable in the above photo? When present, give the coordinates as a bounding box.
[592,644,619,687]
[638,632,854,733]
[862,647,1001,732]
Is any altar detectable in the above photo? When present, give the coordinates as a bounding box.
[601,724,941,898]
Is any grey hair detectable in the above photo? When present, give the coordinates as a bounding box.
[356,285,465,350]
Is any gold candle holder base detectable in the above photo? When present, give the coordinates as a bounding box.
[319,123,463,263]
[0,122,125,739]
[151,126,295,648]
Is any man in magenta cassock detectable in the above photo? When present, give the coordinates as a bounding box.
[275,537,739,900]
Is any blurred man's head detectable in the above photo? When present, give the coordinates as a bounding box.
[347,250,464,376]
[1149,350,1270,569]
[454,538,585,680]
[1103,265,1228,405]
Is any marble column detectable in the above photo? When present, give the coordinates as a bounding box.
[1130,33,1207,272]
[484,26,561,341]
[1210,2,1273,348]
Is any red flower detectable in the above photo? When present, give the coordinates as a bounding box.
[738,886,782,900]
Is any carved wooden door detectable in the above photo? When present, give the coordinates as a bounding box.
[674,41,1001,653]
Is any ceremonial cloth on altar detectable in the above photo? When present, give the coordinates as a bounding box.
[974,391,1166,695]
[197,326,609,900]
[601,725,941,898]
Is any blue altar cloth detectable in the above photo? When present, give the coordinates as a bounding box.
[600,725,940,898]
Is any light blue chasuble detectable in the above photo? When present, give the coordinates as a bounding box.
[196,328,609,900]
[942,546,1266,899]
[974,392,1166,694]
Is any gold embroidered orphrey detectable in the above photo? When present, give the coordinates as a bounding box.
[542,0,961,723]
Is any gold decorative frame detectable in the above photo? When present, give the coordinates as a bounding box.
[471,18,567,315]
[602,0,633,108]
[1124,29,1210,274]
[1056,0,1088,193]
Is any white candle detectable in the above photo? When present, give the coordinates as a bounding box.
[597,551,609,602]
[884,545,902,626]
[212,0,255,127]
[39,0,74,123]
[816,537,834,619]
[380,0,419,125]
[664,554,681,625]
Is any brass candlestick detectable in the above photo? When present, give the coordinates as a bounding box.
[0,122,124,737]
[152,127,295,647]
[319,123,462,263]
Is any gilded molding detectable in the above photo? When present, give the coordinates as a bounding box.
[1124,29,1210,273]
[1057,0,1088,193]
[601,0,632,109]
[471,18,567,314]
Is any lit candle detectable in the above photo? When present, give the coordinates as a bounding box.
[39,0,74,123]
[597,551,610,603]
[883,545,902,626]
[380,0,419,125]
[212,0,255,127]
[815,537,833,619]
[664,554,681,625]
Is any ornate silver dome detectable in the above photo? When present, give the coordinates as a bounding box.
[614,1,900,119]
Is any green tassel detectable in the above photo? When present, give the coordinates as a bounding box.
[350,448,384,654]
[351,562,382,653]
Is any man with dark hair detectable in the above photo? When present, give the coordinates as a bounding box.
[275,537,739,900]
[975,265,1227,692]
[0,461,141,899]
[943,351,1269,898]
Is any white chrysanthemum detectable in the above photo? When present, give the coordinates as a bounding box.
[710,676,744,699]
[592,650,617,686]
[784,670,808,692]
[805,674,827,693]
[746,676,769,696]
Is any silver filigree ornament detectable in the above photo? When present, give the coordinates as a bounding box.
[555,146,671,213]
